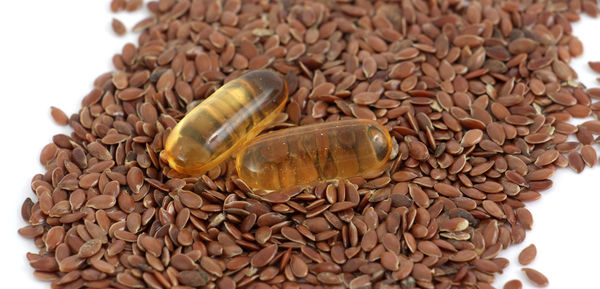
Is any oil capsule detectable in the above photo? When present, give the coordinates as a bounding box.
[236,119,392,190]
[165,70,288,175]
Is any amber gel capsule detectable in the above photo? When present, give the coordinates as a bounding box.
[236,119,392,190]
[165,70,288,175]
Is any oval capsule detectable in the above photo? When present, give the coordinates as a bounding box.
[236,119,392,190]
[165,70,288,175]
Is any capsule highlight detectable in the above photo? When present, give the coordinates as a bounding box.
[165,70,288,175]
[236,119,392,190]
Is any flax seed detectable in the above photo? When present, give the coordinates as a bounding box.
[50,106,69,126]
[504,279,523,289]
[19,1,600,288]
[518,244,537,266]
[111,18,126,36]
[522,268,549,287]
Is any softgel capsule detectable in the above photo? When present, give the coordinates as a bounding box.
[236,119,393,190]
[165,70,288,175]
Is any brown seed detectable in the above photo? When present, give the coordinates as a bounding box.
[317,272,343,284]
[524,133,553,144]
[504,279,523,289]
[279,226,303,245]
[110,0,124,12]
[21,198,33,222]
[482,200,506,219]
[454,34,484,48]
[518,244,537,265]
[226,256,249,271]
[112,18,126,36]
[361,230,377,252]
[450,250,477,262]
[352,92,379,105]
[18,225,44,238]
[59,255,85,272]
[178,190,203,209]
[535,150,560,167]
[417,241,442,257]
[178,270,209,287]
[380,251,399,271]
[126,167,144,193]
[216,276,235,289]
[200,256,223,277]
[290,255,308,277]
[411,262,432,281]
[209,31,226,49]
[315,229,338,241]
[439,218,469,232]
[50,107,68,126]
[250,244,278,268]
[486,122,506,145]
[255,226,272,245]
[329,201,355,212]
[101,133,128,145]
[461,129,483,147]
[522,268,549,287]
[590,61,600,73]
[116,272,144,288]
[40,143,58,165]
[526,167,555,181]
[30,256,59,272]
[140,235,162,257]
[330,244,346,264]
[409,184,430,208]
[568,151,585,173]
[171,254,199,271]
[78,239,102,258]
[581,145,597,167]
[389,61,416,79]
[433,182,461,197]
[349,274,371,289]
[118,87,144,101]
[125,0,143,11]
[516,208,534,230]
[381,233,400,253]
[86,195,116,210]
[473,259,500,274]
[287,43,306,62]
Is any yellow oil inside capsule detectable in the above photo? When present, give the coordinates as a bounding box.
[236,119,393,190]
[165,70,288,175]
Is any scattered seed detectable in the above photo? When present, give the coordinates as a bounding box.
[522,268,549,287]
[589,61,600,73]
[112,18,126,36]
[504,279,523,289]
[124,0,143,12]
[518,244,537,265]
[50,106,68,126]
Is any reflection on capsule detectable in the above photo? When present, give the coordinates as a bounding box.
[236,119,392,190]
[165,70,288,175]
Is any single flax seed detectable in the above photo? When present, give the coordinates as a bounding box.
[518,244,537,265]
[111,18,126,36]
[50,106,68,126]
[522,268,549,287]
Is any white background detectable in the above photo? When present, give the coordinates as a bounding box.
[0,1,599,288]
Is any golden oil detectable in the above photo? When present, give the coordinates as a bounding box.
[165,70,288,175]
[236,119,392,190]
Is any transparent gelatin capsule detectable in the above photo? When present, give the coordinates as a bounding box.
[165,70,288,175]
[236,119,393,190]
